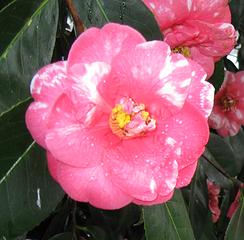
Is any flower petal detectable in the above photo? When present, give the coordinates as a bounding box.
[30,61,66,102]
[100,41,192,115]
[26,61,67,147]
[143,0,191,29]
[106,133,178,202]
[67,23,145,77]
[187,59,214,118]
[47,152,132,210]
[162,102,209,171]
[133,191,174,205]
[176,161,198,188]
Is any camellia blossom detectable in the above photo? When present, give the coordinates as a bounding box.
[209,71,244,137]
[26,23,214,209]
[207,180,221,223]
[143,0,236,78]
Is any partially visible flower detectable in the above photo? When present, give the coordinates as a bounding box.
[143,0,236,78]
[227,184,243,218]
[209,71,244,137]
[227,190,241,218]
[207,180,221,223]
[26,23,214,209]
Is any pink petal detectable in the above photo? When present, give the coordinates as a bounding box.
[100,41,192,115]
[176,161,198,188]
[26,61,67,147]
[195,22,236,58]
[30,61,66,102]
[164,21,200,48]
[106,132,178,202]
[143,0,191,29]
[26,102,50,148]
[190,0,231,23]
[47,152,132,209]
[67,62,112,123]
[67,23,145,77]
[190,47,215,78]
[133,191,174,205]
[186,59,214,118]
[162,102,209,171]
[45,93,115,168]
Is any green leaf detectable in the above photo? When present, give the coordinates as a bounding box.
[0,143,64,239]
[0,100,64,239]
[73,0,162,40]
[189,162,216,240]
[0,99,33,179]
[225,191,244,240]
[208,59,225,92]
[143,189,195,240]
[224,129,244,172]
[206,133,239,177]
[0,0,59,114]
[201,157,233,188]
[224,58,239,72]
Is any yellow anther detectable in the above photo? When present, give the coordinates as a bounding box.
[112,104,122,114]
[111,104,131,129]
[141,111,149,121]
[172,46,191,58]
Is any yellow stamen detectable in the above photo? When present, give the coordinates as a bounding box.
[111,104,131,129]
[141,110,149,121]
[172,46,191,58]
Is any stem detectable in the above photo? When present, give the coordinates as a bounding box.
[64,0,84,35]
[202,154,243,186]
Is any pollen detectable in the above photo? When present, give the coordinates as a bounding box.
[172,46,191,58]
[141,110,149,121]
[220,95,238,112]
[112,105,131,128]
[109,97,156,139]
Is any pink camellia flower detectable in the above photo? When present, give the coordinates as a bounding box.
[26,23,214,209]
[207,180,221,223]
[143,0,236,78]
[209,71,244,137]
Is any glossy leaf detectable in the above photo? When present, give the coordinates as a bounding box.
[208,60,225,92]
[206,133,239,177]
[189,162,216,240]
[224,129,244,171]
[0,99,33,179]
[225,191,244,240]
[0,0,59,114]
[0,144,64,239]
[143,190,195,240]
[73,0,162,40]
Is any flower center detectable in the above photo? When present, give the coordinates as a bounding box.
[109,97,156,139]
[172,46,191,58]
[220,95,238,112]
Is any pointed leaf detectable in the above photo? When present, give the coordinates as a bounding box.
[0,101,64,239]
[0,143,64,239]
[225,191,244,240]
[0,0,59,114]
[188,162,216,240]
[206,133,239,177]
[143,190,195,240]
[73,0,162,40]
